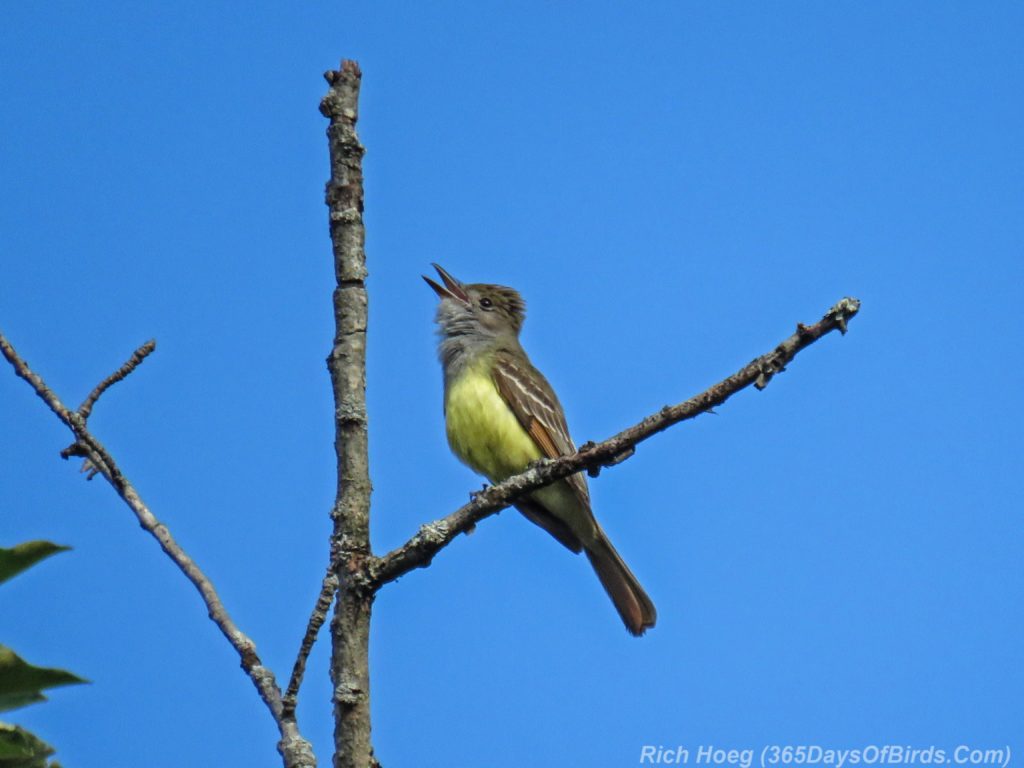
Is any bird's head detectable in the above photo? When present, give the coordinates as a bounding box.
[423,264,526,340]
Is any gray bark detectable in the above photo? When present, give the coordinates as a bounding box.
[321,60,376,768]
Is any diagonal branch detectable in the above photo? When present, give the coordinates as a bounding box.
[78,339,156,419]
[282,560,339,716]
[0,331,316,768]
[369,297,861,588]
[0,333,73,421]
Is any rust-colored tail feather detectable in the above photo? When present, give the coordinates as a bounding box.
[584,532,657,636]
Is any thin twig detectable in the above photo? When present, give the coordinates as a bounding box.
[79,339,156,419]
[283,563,339,716]
[369,297,861,587]
[0,330,316,768]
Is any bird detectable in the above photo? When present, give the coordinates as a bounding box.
[423,264,656,635]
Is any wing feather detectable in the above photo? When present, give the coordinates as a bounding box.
[491,350,591,509]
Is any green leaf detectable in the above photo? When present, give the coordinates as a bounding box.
[0,722,55,767]
[0,693,44,717]
[0,647,86,714]
[0,543,70,586]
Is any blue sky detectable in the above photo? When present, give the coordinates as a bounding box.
[2,2,1021,767]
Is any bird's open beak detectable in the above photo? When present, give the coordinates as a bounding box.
[422,263,470,305]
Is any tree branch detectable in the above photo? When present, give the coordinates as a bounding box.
[78,339,156,419]
[0,333,73,421]
[0,331,316,768]
[320,60,376,768]
[283,561,339,716]
[369,297,861,587]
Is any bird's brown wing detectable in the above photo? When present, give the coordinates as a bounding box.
[491,350,593,551]
[493,350,657,636]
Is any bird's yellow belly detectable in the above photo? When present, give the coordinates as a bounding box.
[445,368,542,483]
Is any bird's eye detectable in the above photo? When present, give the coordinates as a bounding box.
[479,297,494,310]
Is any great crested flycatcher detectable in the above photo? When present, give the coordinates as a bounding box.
[423,264,656,636]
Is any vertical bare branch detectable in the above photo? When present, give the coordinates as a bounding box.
[320,60,376,768]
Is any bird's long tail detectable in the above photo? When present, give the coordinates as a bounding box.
[584,531,657,636]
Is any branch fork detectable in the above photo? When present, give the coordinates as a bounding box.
[0,329,316,768]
